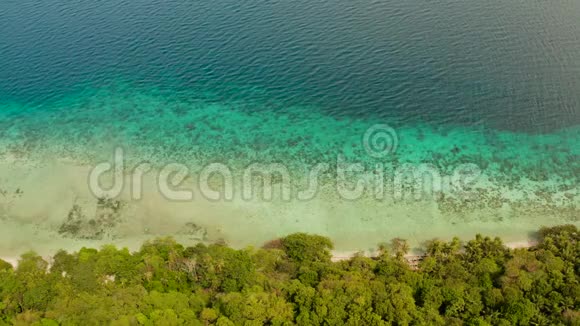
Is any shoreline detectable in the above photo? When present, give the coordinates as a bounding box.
[330,239,538,262]
[0,154,576,267]
[1,239,540,269]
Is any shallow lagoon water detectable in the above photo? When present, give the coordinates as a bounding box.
[0,0,579,254]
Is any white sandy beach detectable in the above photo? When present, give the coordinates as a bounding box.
[1,240,540,269]
[0,157,576,263]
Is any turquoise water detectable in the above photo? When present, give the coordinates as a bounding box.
[0,0,578,251]
[1,82,578,178]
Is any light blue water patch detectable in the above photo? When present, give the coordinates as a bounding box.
[0,83,578,188]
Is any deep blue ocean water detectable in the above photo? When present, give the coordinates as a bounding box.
[2,0,580,128]
[0,0,578,248]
